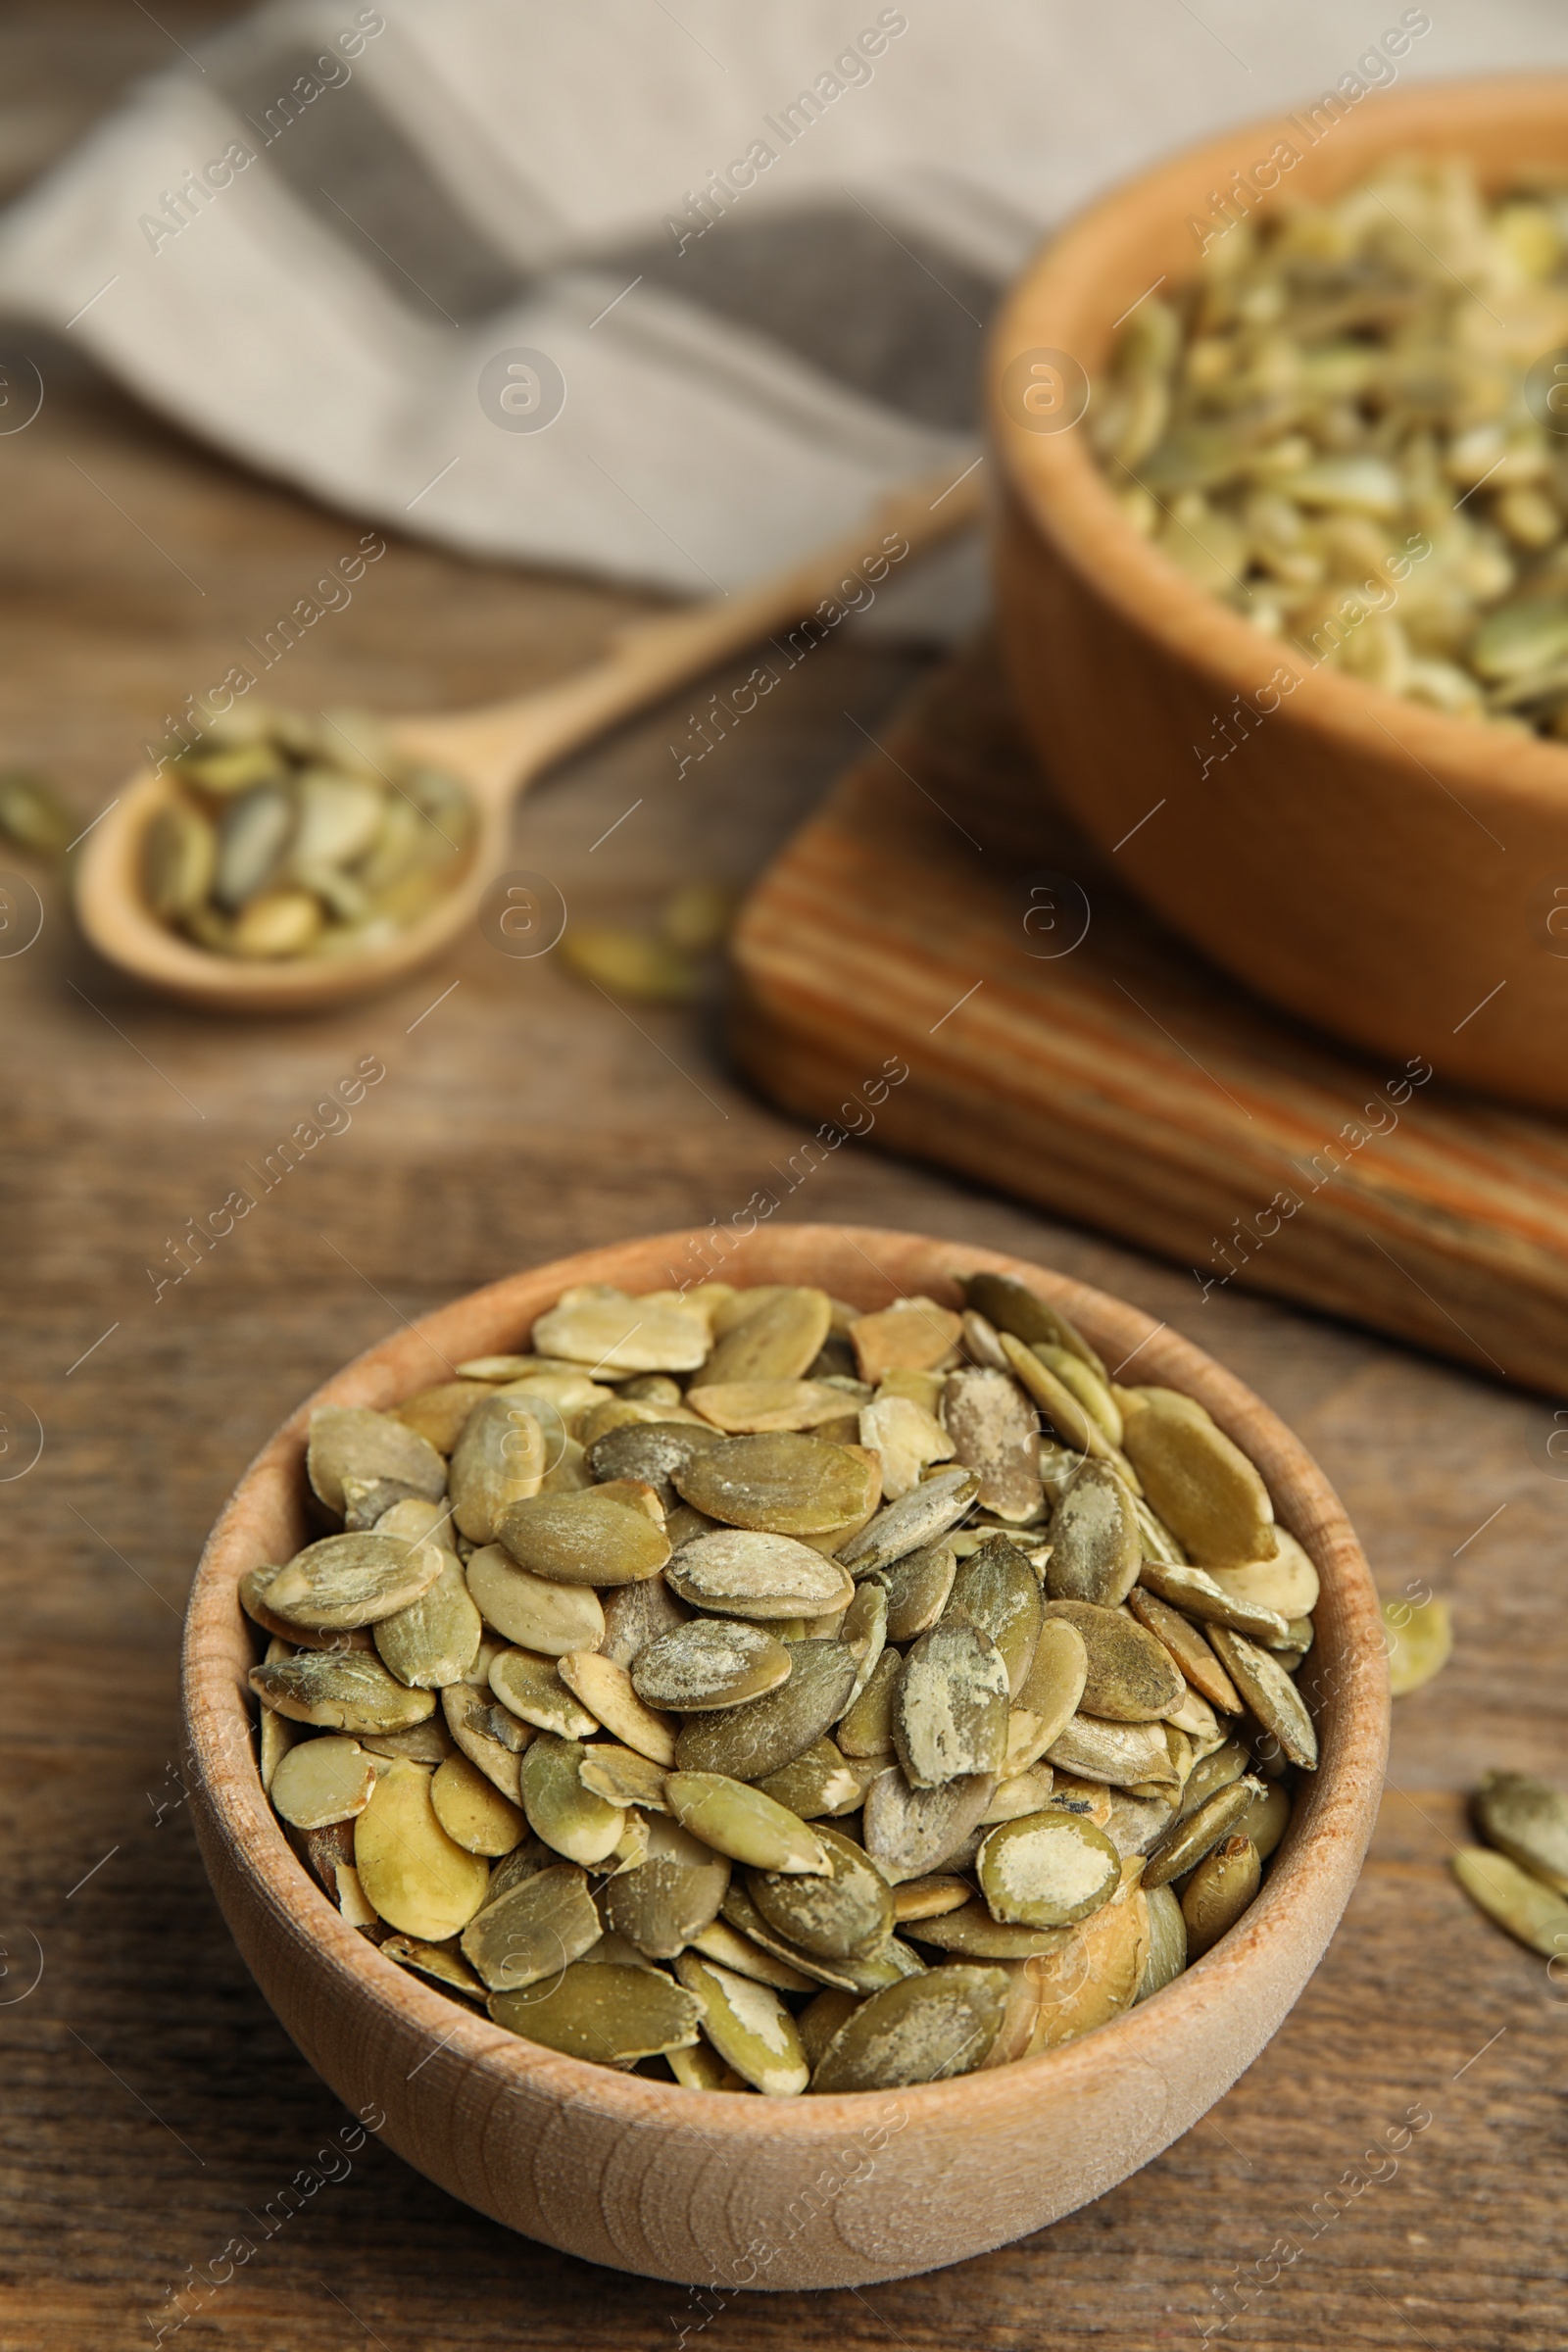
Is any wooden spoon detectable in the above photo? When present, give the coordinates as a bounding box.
[72,468,982,1013]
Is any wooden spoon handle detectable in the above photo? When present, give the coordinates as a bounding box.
[397,463,986,799]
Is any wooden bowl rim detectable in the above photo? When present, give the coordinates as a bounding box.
[990,72,1568,817]
[181,1222,1388,2144]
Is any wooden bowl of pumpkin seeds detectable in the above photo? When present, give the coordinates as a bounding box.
[992,75,1568,1112]
[182,1226,1387,2288]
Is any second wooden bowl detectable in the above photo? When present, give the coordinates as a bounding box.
[992,75,1568,1111]
[181,1224,1387,2289]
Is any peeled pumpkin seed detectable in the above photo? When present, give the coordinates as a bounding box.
[674,1953,810,2095]
[450,1394,552,1543]
[382,1935,487,2001]
[810,1964,1007,2092]
[554,1649,674,1764]
[978,1808,1121,1929]
[687,1379,851,1434]
[269,1736,376,1829]
[673,1431,877,1538]
[839,1579,887,1703]
[1143,1776,1265,1887]
[902,1900,1071,1960]
[894,1622,1011,1788]
[263,1533,445,1632]
[441,1684,525,1801]
[1046,1713,1176,1788]
[596,1573,689,1666]
[1047,1461,1143,1606]
[306,1405,446,1516]
[873,1541,957,1642]
[961,1272,1105,1378]
[1475,1770,1568,1894]
[490,1962,702,2065]
[465,1545,605,1655]
[1138,1557,1290,1644]
[800,1986,859,2069]
[862,1765,998,1884]
[1119,1388,1275,1567]
[251,1650,437,1734]
[532,1283,710,1374]
[1179,1738,1250,1819]
[946,1539,1042,1699]
[998,1332,1107,1462]
[1026,1874,1150,2053]
[858,1394,954,1498]
[1125,1587,1241,1713]
[578,1742,670,1813]
[1207,1628,1319,1771]
[749,1822,895,1959]
[360,1717,454,1765]
[1035,1345,1122,1446]
[585,1419,719,1505]
[1384,1595,1453,1695]
[665,1770,829,1875]
[460,1860,601,1989]
[941,1368,1043,1523]
[373,1554,482,1689]
[848,1298,962,1383]
[1098,1787,1176,1858]
[631,1618,791,1712]
[394,1380,492,1455]
[837,1466,979,1577]
[242,1566,374,1653]
[754,1737,874,1820]
[700,1288,831,1385]
[601,1813,730,1957]
[981,1766,1055,1825]
[487,1646,599,1740]
[353,1758,491,1939]
[1182,1835,1261,1958]
[260,1697,292,1792]
[668,2041,748,2091]
[430,1752,527,1854]
[1041,1599,1185,1724]
[1003,1616,1090,1777]
[496,1492,669,1588]
[1208,1528,1320,1620]
[520,1735,624,1866]
[837,1645,902,1758]
[1453,1844,1568,1957]
[673,1639,858,1779]
[1232,1776,1291,1864]
[893,1874,972,1923]
[687,1917,816,1992]
[1137,1883,1188,2001]
[665,1528,853,1619]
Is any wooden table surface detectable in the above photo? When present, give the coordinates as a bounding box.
[1,13,1564,2349]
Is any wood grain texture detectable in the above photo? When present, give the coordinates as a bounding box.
[731,641,1568,1393]
[990,76,1568,1112]
[2,13,1566,2349]
[184,1225,1386,2289]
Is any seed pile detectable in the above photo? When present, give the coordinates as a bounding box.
[1453,1770,1568,1960]
[143,707,473,959]
[1094,158,1568,733]
[247,1270,1320,2093]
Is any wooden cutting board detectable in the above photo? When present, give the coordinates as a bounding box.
[731,638,1568,1395]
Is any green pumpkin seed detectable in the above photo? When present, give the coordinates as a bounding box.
[519,1735,624,1866]
[753,1737,873,1820]
[532,1284,711,1374]
[701,1288,832,1385]
[1182,1834,1261,1958]
[718,1883,921,1993]
[1041,1599,1185,1723]
[981,1766,1055,1825]
[1046,1713,1177,1788]
[848,1298,962,1384]
[997,1333,1107,1463]
[686,1917,816,1992]
[810,1964,1007,2091]
[496,1492,670,1588]
[892,1875,972,1923]
[373,1554,482,1689]
[1207,1628,1319,1771]
[251,1650,437,1735]
[1125,1587,1242,1713]
[1143,1776,1265,1887]
[749,1822,895,1959]
[359,1717,455,1765]
[901,1900,1071,1960]
[270,1736,375,1830]
[945,1538,1042,1699]
[872,1541,957,1642]
[464,1546,605,1655]
[673,1431,878,1538]
[1136,1883,1188,2001]
[1002,1616,1090,1776]
[353,1758,491,1939]
[381,1935,487,2001]
[449,1393,552,1544]
[960,1273,1105,1379]
[1098,1787,1176,1858]
[1206,1528,1320,1619]
[674,1953,809,2095]
[687,1378,852,1434]
[1179,1737,1250,1818]
[460,1859,601,1989]
[394,1380,493,1455]
[940,1368,1044,1524]
[836,1466,980,1577]
[262,1533,445,1632]
[665,1528,854,1619]
[242,1569,375,1653]
[799,1987,860,2069]
[601,1812,730,1957]
[1452,1844,1568,1957]
[894,1622,1010,1788]
[1475,1770,1568,1894]
[631,1618,792,1712]
[665,1771,829,1874]
[490,1962,702,2066]
[839,1580,887,1701]
[1047,1461,1143,1606]
[1035,1346,1123,1446]
[487,1646,599,1740]
[430,1752,527,1854]
[577,1742,670,1813]
[977,1808,1120,1928]
[1384,1595,1453,1695]
[441,1682,525,1801]
[1232,1776,1291,1862]
[673,1639,858,1780]
[862,1765,997,1883]
[837,1646,902,1758]
[259,1692,293,1791]
[306,1405,446,1516]
[1119,1389,1275,1568]
[596,1572,690,1667]
[667,2041,748,2091]
[1137,1558,1290,1644]
[557,1649,676,1764]
[585,1419,720,1506]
